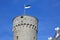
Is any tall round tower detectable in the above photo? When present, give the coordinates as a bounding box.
[12,15,38,40]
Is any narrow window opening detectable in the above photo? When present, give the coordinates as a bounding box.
[16,36,18,40]
[18,24,20,26]
[32,25,34,29]
[27,24,29,25]
[30,24,32,26]
[26,24,29,27]
[34,36,35,39]
[35,26,36,28]
[29,24,32,28]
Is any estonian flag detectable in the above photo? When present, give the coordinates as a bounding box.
[24,5,31,9]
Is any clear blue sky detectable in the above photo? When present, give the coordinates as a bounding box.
[0,0,60,40]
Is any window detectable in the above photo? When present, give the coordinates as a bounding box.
[16,36,18,40]
[26,24,29,27]
[27,24,29,25]
[33,36,35,39]
[21,16,23,18]
[18,24,20,26]
[32,25,34,29]
[24,23,26,25]
[30,24,32,26]
[35,26,36,29]
[16,25,18,27]
[29,24,32,28]
[21,23,23,25]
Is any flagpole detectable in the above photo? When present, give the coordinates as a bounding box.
[24,4,31,15]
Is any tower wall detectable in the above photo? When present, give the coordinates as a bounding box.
[13,15,38,40]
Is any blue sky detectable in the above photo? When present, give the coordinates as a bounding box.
[0,0,60,40]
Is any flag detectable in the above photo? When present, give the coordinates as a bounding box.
[24,5,31,9]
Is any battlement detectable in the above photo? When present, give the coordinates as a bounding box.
[13,23,38,32]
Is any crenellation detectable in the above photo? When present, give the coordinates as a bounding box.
[14,23,37,32]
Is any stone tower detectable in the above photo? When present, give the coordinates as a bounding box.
[12,15,38,40]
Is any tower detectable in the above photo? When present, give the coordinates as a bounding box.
[12,15,38,40]
[48,27,60,40]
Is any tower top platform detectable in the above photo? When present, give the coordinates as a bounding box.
[12,15,38,22]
